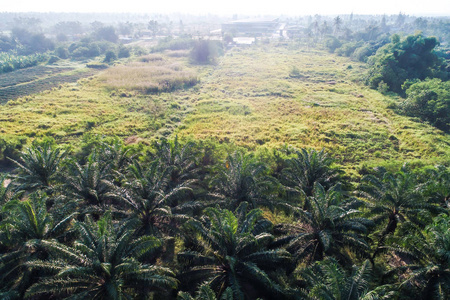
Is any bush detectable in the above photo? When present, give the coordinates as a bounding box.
[152,37,195,52]
[86,62,109,69]
[47,55,60,64]
[401,78,450,132]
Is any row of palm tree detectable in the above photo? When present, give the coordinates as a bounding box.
[0,138,448,299]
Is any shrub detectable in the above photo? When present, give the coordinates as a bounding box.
[401,78,450,132]
[117,46,130,58]
[190,40,222,64]
[103,50,117,63]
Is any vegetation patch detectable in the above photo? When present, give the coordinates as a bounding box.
[97,58,198,94]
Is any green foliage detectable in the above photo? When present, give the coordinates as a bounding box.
[325,36,342,53]
[401,78,450,132]
[25,214,178,299]
[117,45,130,58]
[103,50,117,63]
[152,37,195,52]
[0,52,48,74]
[366,33,448,95]
[178,204,292,299]
[276,183,372,264]
[8,140,64,193]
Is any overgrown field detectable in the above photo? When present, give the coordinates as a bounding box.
[0,43,448,177]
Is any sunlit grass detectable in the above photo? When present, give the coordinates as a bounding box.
[97,57,198,94]
[173,44,449,176]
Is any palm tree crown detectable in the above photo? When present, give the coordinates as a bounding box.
[178,203,292,300]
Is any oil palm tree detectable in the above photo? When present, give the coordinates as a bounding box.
[0,193,76,298]
[421,165,450,209]
[9,142,65,194]
[178,283,234,300]
[275,183,372,265]
[60,152,117,218]
[210,151,277,210]
[299,258,396,299]
[118,160,194,236]
[25,213,178,299]
[282,148,340,210]
[152,136,200,190]
[358,166,441,260]
[178,203,292,300]
[387,214,450,300]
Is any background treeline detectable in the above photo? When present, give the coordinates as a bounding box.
[0,137,448,299]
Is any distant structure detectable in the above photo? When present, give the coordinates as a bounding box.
[221,18,279,37]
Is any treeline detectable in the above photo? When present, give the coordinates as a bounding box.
[0,137,448,299]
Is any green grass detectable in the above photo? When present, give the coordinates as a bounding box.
[0,43,448,177]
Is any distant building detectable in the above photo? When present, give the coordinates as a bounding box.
[221,18,279,37]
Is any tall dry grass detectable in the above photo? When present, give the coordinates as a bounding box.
[98,59,198,94]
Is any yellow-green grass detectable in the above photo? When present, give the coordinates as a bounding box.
[97,56,198,94]
[173,45,449,175]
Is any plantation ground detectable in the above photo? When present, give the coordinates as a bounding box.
[0,43,448,176]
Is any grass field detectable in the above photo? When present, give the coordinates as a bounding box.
[0,43,448,177]
[0,62,99,103]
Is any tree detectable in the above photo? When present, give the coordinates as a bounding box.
[178,203,292,300]
[358,167,440,260]
[190,40,221,64]
[94,26,118,43]
[281,148,340,210]
[333,16,343,36]
[118,160,193,236]
[60,152,116,217]
[300,258,396,299]
[9,142,65,194]
[152,136,200,192]
[103,50,117,63]
[387,214,450,299]
[275,183,372,265]
[211,151,277,210]
[366,33,447,95]
[0,193,76,298]
[420,165,450,209]
[25,214,178,299]
[178,283,234,300]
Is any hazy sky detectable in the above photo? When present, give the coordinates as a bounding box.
[2,0,449,16]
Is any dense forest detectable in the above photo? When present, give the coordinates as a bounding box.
[0,11,449,300]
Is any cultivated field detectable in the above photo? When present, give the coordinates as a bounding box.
[0,64,99,103]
